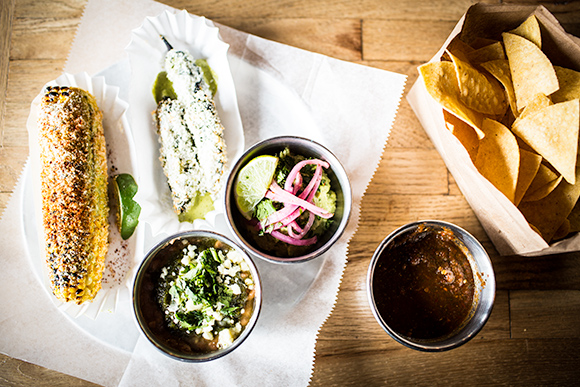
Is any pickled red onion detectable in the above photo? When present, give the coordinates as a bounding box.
[266,180,332,219]
[256,158,332,246]
[271,230,317,246]
[262,165,323,229]
[284,159,329,192]
[293,212,315,239]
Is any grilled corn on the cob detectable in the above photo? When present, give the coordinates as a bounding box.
[154,49,227,221]
[38,86,109,304]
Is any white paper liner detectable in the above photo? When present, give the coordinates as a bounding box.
[25,72,141,319]
[125,10,244,237]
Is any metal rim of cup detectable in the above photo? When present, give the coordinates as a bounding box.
[132,230,262,362]
[366,220,496,352]
[224,136,352,264]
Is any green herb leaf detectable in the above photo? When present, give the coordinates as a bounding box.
[254,199,277,222]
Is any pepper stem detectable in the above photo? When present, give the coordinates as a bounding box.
[160,35,173,51]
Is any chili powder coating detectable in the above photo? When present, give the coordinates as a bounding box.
[373,225,475,340]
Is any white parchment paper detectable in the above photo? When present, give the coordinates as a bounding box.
[0,0,406,386]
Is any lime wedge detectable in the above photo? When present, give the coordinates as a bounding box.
[234,155,278,219]
[113,173,141,240]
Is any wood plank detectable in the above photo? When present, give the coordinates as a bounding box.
[13,0,86,18]
[311,339,580,386]
[493,251,580,290]
[511,290,580,338]
[355,194,485,237]
[371,148,449,195]
[166,0,488,21]
[1,101,31,147]
[10,17,80,60]
[387,99,434,149]
[215,18,362,61]
[5,60,65,101]
[0,353,97,387]
[447,171,463,196]
[0,0,14,146]
[362,19,458,62]
[2,59,65,148]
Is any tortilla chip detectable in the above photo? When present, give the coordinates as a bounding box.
[443,109,479,161]
[552,66,580,103]
[445,36,475,60]
[503,32,559,112]
[515,136,535,153]
[512,93,552,127]
[419,61,485,138]
[470,37,501,50]
[474,118,520,202]
[481,59,517,117]
[528,223,542,237]
[568,199,580,232]
[509,15,542,49]
[468,42,506,65]
[552,218,571,241]
[521,163,563,202]
[518,164,580,242]
[514,148,542,206]
[448,52,508,116]
[511,99,579,185]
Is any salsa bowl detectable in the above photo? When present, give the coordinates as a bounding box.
[224,136,352,264]
[367,220,495,351]
[132,230,261,361]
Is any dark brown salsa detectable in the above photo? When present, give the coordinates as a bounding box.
[373,225,475,340]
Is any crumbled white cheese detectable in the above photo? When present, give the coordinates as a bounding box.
[217,328,234,348]
[230,283,241,295]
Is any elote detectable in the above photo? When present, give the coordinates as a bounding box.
[153,49,227,222]
[38,86,109,304]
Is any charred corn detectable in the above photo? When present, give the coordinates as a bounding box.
[38,86,109,304]
[154,49,227,221]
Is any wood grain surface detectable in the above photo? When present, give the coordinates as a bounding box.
[1,0,580,386]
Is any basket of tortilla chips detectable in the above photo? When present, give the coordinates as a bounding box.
[408,3,580,255]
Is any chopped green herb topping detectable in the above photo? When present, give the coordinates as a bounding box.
[157,243,254,349]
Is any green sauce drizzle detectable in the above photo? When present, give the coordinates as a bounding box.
[152,59,217,104]
[195,59,218,97]
[178,193,215,222]
[152,71,177,103]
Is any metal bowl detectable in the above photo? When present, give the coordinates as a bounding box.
[132,230,262,362]
[224,136,352,264]
[367,220,495,351]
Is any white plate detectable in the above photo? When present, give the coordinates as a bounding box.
[20,13,328,350]
[125,10,245,237]
[24,70,141,320]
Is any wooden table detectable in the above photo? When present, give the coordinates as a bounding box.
[1,0,579,385]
